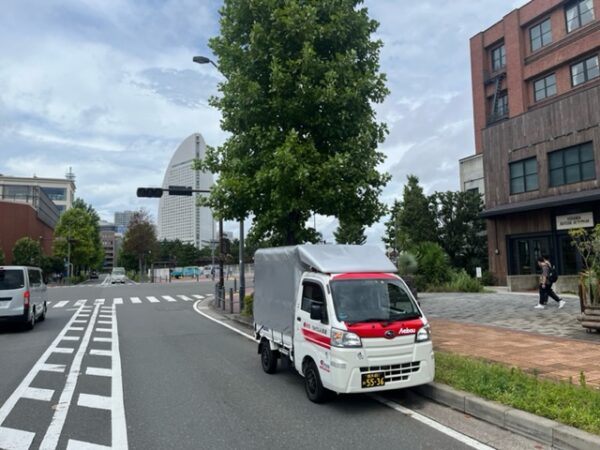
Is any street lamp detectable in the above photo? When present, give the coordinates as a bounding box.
[193,54,246,309]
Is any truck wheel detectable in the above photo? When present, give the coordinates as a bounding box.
[39,303,47,322]
[260,341,278,374]
[24,307,35,331]
[304,360,329,403]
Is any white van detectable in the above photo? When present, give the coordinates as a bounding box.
[254,245,434,403]
[110,267,127,284]
[0,266,48,330]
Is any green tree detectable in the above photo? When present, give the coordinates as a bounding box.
[200,0,390,245]
[41,255,65,277]
[54,206,100,275]
[334,220,367,245]
[384,175,437,251]
[431,190,487,275]
[121,210,158,279]
[72,199,104,269]
[12,237,42,266]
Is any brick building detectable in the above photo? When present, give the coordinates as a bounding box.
[468,0,600,287]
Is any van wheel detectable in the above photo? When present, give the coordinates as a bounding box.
[260,341,278,374]
[25,308,35,330]
[39,303,47,322]
[304,360,329,403]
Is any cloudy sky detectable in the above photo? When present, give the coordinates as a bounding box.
[0,0,527,243]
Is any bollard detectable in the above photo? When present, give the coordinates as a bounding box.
[230,288,234,313]
[234,278,237,292]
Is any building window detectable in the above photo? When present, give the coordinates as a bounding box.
[530,18,552,51]
[534,74,557,101]
[510,157,538,194]
[509,236,551,275]
[549,142,596,186]
[491,44,506,71]
[566,0,595,33]
[489,91,508,122]
[41,187,67,201]
[571,55,599,86]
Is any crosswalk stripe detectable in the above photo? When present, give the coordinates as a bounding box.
[53,301,70,308]
[41,364,66,373]
[77,393,111,410]
[23,387,54,402]
[94,299,105,305]
[113,297,123,305]
[177,295,192,301]
[0,426,35,450]
[90,349,112,357]
[53,347,75,354]
[147,296,160,303]
[130,297,142,304]
[193,295,204,299]
[86,367,112,378]
[93,337,111,343]
[162,295,176,302]
[66,438,111,450]
[74,299,87,307]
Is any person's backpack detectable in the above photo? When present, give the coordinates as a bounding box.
[548,265,558,283]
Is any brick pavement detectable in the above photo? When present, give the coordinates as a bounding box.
[420,292,600,388]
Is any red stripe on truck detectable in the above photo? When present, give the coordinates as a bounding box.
[345,318,423,338]
[331,272,398,280]
[302,328,331,349]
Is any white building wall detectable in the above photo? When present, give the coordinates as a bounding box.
[157,133,214,248]
[459,154,485,194]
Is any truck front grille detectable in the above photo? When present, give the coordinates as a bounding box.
[360,361,421,382]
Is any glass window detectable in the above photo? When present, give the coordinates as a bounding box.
[571,56,599,86]
[41,187,66,201]
[0,269,25,290]
[510,237,551,275]
[3,185,32,199]
[566,0,595,32]
[491,44,506,71]
[549,142,596,187]
[534,74,557,101]
[510,157,538,194]
[530,18,552,51]
[301,282,328,323]
[28,269,41,286]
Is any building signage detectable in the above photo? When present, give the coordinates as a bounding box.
[556,212,594,230]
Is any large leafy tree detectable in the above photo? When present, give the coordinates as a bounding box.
[121,209,158,278]
[54,205,101,275]
[201,0,390,245]
[12,237,42,266]
[431,190,487,275]
[334,220,367,245]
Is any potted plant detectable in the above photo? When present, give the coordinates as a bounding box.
[569,226,600,332]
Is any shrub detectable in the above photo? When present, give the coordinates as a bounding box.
[397,251,418,276]
[414,241,452,290]
[481,270,495,286]
[241,293,254,317]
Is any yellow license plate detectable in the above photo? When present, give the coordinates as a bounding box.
[361,372,385,388]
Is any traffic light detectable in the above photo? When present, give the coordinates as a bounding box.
[168,185,193,196]
[136,187,164,198]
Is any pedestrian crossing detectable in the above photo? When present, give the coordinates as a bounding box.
[47,294,208,308]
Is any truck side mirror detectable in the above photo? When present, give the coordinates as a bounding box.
[310,303,323,321]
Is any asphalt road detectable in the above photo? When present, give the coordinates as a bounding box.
[0,280,539,450]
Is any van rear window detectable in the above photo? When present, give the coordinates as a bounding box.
[0,270,25,290]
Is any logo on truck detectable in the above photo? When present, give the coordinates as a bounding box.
[384,330,395,339]
[398,328,417,335]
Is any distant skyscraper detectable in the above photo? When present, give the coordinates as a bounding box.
[158,133,214,248]
[114,211,135,234]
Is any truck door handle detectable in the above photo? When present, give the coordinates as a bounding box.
[297,317,301,322]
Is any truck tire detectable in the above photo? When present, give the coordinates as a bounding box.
[260,341,278,374]
[304,360,330,403]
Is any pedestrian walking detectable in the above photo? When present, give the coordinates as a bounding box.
[535,255,566,309]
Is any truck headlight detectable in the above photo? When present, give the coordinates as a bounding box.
[415,324,431,342]
[331,328,362,348]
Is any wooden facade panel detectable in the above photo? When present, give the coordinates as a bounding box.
[483,84,600,209]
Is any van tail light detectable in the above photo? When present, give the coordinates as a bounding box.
[24,290,30,308]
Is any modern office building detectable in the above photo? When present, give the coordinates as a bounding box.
[157,133,214,248]
[0,170,76,215]
[99,221,117,271]
[114,211,134,234]
[469,0,600,286]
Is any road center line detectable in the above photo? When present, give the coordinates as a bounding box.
[40,304,100,450]
[191,300,492,450]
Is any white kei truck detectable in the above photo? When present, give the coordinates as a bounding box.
[254,245,435,403]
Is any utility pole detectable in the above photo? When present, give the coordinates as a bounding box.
[239,220,245,309]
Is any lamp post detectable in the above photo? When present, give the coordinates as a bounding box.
[193,54,245,310]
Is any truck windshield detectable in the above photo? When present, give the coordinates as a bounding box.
[0,269,25,290]
[330,278,420,324]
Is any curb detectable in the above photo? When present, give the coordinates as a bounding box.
[414,383,600,450]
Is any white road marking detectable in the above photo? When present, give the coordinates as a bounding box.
[85,367,112,378]
[0,306,83,447]
[40,364,66,373]
[22,387,54,402]
[95,328,112,333]
[0,426,35,450]
[97,320,112,325]
[53,301,69,308]
[77,393,111,411]
[177,295,192,301]
[39,305,100,450]
[90,349,112,357]
[130,297,141,304]
[113,297,123,305]
[162,295,177,302]
[193,295,204,299]
[147,296,160,303]
[69,327,84,331]
[73,320,87,324]
[191,300,492,450]
[74,300,88,307]
[61,336,81,341]
[94,299,105,305]
[109,307,128,449]
[53,347,75,354]
[66,438,111,449]
[93,337,111,343]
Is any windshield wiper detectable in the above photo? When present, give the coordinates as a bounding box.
[348,317,390,324]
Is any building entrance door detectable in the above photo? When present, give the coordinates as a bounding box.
[509,236,551,275]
